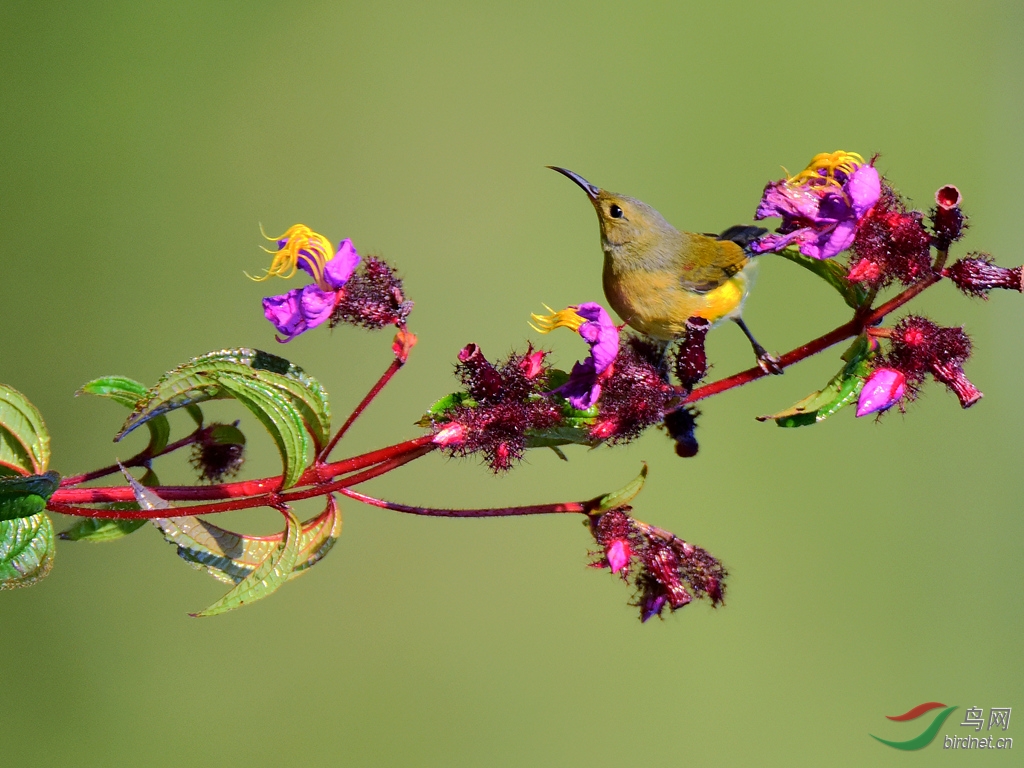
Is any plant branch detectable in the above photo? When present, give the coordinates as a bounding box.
[49,435,436,506]
[59,430,204,487]
[685,271,944,404]
[319,357,403,462]
[339,488,587,518]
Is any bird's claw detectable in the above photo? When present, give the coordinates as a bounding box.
[755,348,784,376]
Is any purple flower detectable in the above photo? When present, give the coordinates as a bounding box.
[753,151,881,260]
[530,302,620,409]
[856,367,907,417]
[251,225,360,342]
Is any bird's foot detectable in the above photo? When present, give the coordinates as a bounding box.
[754,346,784,376]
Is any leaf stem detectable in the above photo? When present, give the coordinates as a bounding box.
[339,488,587,518]
[59,430,204,487]
[319,357,403,462]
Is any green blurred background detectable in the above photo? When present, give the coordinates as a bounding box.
[2,2,1022,765]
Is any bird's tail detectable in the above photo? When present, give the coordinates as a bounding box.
[715,225,768,252]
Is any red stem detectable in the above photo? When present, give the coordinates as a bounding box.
[60,430,202,487]
[319,358,403,461]
[339,488,586,518]
[48,444,437,520]
[50,435,435,506]
[685,273,942,404]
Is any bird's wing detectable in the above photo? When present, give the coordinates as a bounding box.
[676,235,751,293]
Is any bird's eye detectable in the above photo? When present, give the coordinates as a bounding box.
[609,204,623,219]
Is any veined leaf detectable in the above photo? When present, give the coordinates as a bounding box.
[114,349,329,486]
[77,376,171,455]
[215,372,308,489]
[117,349,329,446]
[0,384,51,475]
[0,513,55,589]
[775,246,872,309]
[0,471,61,521]
[190,510,302,617]
[154,495,342,584]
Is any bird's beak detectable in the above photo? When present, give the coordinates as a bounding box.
[547,166,600,201]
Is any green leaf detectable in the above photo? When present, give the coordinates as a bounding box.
[190,510,302,617]
[77,376,171,455]
[757,336,874,427]
[0,513,55,589]
[59,514,148,542]
[591,463,648,514]
[155,495,342,584]
[0,471,61,521]
[0,384,51,475]
[114,349,329,486]
[417,392,476,427]
[215,372,308,489]
[775,246,872,309]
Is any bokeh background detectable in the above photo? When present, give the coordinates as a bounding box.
[3,2,1022,765]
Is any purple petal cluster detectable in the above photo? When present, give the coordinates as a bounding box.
[553,302,620,410]
[753,152,881,260]
[262,238,360,342]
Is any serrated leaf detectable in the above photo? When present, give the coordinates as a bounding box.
[190,510,302,617]
[0,384,50,475]
[0,471,61,521]
[592,463,648,513]
[77,376,171,455]
[215,372,308,489]
[114,350,328,486]
[117,349,329,447]
[154,495,342,584]
[775,246,871,309]
[0,513,55,589]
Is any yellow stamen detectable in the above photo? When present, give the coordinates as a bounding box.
[787,150,866,188]
[530,305,586,334]
[246,224,334,289]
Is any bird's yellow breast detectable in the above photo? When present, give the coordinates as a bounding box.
[603,262,750,340]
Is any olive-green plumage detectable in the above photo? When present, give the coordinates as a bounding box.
[550,166,780,372]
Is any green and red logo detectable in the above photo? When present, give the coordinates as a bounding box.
[871,702,959,750]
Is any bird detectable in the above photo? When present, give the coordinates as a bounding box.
[548,166,781,374]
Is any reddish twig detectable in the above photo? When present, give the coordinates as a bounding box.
[339,488,587,518]
[319,357,403,462]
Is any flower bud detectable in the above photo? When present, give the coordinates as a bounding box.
[606,539,631,574]
[945,255,1024,298]
[931,360,983,408]
[432,422,466,447]
[674,316,710,388]
[856,368,907,417]
[930,184,966,249]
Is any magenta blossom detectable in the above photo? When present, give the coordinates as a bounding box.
[752,151,881,260]
[531,302,620,409]
[856,367,907,417]
[252,225,360,342]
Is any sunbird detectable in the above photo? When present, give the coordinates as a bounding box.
[549,167,781,374]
